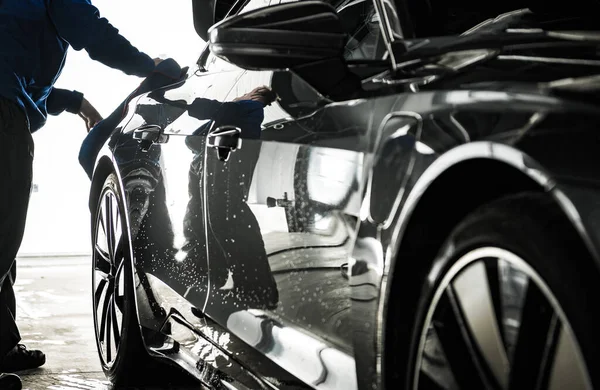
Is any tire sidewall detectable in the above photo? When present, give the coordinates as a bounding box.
[405,199,600,389]
[92,173,141,382]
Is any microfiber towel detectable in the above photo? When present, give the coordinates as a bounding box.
[79,58,186,179]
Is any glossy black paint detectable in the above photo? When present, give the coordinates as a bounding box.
[208,1,347,70]
[192,0,238,41]
[88,1,600,389]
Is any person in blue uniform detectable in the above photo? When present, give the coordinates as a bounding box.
[0,1,163,388]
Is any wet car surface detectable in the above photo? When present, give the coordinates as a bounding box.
[76,0,600,389]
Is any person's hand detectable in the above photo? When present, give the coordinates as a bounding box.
[78,98,103,132]
[233,86,277,105]
[153,57,164,66]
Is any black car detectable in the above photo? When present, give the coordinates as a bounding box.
[85,0,600,388]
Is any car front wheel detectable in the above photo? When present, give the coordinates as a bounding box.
[409,193,598,390]
[92,173,149,385]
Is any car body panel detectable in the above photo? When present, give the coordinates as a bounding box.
[201,71,364,390]
[87,1,600,389]
[91,83,600,390]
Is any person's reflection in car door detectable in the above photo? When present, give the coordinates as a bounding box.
[182,87,280,317]
[202,65,369,390]
[119,65,243,337]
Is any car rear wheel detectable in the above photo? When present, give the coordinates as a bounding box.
[92,173,149,385]
[409,193,598,390]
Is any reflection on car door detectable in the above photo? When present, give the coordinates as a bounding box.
[121,65,242,340]
[202,67,372,390]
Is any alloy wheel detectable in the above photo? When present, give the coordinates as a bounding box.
[413,247,592,390]
[92,188,126,368]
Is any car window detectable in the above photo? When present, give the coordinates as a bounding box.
[339,0,385,60]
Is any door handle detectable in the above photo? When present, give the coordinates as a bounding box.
[207,125,242,162]
[133,124,168,151]
[267,192,301,232]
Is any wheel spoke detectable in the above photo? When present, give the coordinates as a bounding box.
[101,196,111,249]
[498,259,529,364]
[417,369,450,390]
[452,261,508,389]
[416,248,591,390]
[94,278,108,308]
[485,260,506,351]
[547,326,591,390]
[94,245,111,277]
[99,286,112,347]
[115,237,124,259]
[111,198,122,260]
[106,194,115,260]
[111,295,121,350]
[105,298,113,363]
[418,325,459,390]
[100,198,108,237]
[508,281,560,389]
[114,264,126,312]
[96,210,109,257]
[430,289,489,389]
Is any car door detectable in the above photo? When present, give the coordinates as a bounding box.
[200,0,387,388]
[121,59,244,336]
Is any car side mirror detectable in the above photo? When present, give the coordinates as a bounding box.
[192,0,237,41]
[207,1,347,70]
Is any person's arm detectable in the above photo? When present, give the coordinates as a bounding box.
[46,0,155,77]
[228,101,264,139]
[78,98,103,131]
[47,88,103,131]
[46,88,83,115]
[188,98,224,120]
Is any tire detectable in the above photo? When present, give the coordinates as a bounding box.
[405,193,599,390]
[92,173,151,385]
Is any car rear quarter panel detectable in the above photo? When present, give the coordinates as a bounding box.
[354,89,600,389]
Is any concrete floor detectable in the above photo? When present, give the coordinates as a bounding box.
[14,256,201,390]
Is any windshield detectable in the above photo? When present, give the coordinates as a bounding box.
[399,0,600,38]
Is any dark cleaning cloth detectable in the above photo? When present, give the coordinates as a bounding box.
[79,58,185,179]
